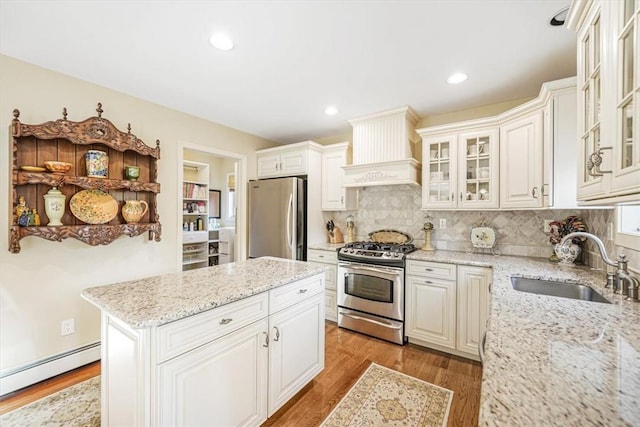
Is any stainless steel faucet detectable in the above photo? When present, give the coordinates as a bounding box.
[560,231,639,301]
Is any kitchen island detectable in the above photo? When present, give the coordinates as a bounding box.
[406,251,640,427]
[82,257,326,427]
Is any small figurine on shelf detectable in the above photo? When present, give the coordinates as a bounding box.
[27,209,36,226]
[15,195,28,221]
[32,209,41,226]
[422,221,435,251]
[18,209,30,227]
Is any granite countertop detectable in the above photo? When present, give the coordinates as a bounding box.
[406,250,640,427]
[81,257,325,329]
[308,242,344,251]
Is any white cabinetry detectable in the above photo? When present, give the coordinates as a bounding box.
[500,112,544,208]
[569,0,640,203]
[321,142,358,211]
[158,318,268,426]
[307,248,338,322]
[420,126,500,209]
[406,260,491,361]
[99,274,325,426]
[418,77,580,210]
[406,261,456,349]
[182,161,209,271]
[456,265,491,356]
[257,143,314,178]
[218,227,235,264]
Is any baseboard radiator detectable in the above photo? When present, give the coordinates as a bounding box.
[0,342,100,396]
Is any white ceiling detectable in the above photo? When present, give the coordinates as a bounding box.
[0,1,577,144]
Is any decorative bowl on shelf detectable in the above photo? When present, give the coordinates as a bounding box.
[69,189,118,224]
[44,161,72,174]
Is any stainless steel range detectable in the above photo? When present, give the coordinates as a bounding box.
[337,234,417,345]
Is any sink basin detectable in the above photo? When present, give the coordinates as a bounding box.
[510,277,611,304]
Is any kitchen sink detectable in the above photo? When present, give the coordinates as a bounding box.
[510,277,611,304]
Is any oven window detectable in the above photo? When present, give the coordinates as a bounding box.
[344,273,393,303]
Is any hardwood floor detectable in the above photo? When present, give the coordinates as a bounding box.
[264,322,483,427]
[0,323,483,426]
[0,361,100,415]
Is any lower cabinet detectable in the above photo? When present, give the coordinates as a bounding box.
[307,248,338,322]
[406,260,491,360]
[101,274,325,427]
[158,318,269,426]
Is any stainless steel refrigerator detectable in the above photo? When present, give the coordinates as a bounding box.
[248,177,307,260]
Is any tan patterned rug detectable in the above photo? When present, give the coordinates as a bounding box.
[0,376,100,427]
[321,363,453,427]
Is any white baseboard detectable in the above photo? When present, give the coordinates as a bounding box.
[0,342,101,396]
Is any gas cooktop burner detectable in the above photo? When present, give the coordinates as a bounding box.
[338,241,418,266]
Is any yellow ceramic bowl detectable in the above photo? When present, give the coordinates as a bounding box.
[44,161,72,174]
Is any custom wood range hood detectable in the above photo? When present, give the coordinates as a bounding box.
[343,106,421,187]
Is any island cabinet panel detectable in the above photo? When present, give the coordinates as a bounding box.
[96,271,325,427]
[157,318,269,427]
[268,292,324,416]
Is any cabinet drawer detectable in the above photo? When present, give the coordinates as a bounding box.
[270,274,324,313]
[307,249,338,264]
[183,231,208,244]
[407,260,456,280]
[156,292,269,363]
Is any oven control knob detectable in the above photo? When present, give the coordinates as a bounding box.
[393,253,399,258]
[384,251,391,257]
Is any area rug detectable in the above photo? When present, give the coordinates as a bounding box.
[0,376,100,427]
[321,363,453,427]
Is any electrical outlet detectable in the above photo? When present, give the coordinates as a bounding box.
[543,219,553,233]
[439,219,447,229]
[61,318,75,336]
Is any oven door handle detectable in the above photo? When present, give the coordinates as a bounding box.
[341,264,402,276]
[341,312,403,330]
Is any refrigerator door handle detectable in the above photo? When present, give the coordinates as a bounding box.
[286,193,294,250]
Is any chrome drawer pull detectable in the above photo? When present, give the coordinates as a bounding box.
[262,332,269,348]
[425,268,433,271]
[273,326,280,342]
[423,280,433,284]
[219,318,233,325]
[298,288,308,294]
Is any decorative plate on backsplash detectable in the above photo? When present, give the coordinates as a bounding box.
[368,229,412,244]
[69,189,118,224]
[470,226,496,249]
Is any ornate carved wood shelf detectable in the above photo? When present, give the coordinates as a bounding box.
[9,103,162,253]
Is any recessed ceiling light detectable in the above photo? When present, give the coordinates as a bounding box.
[209,33,234,51]
[447,72,468,84]
[325,106,338,116]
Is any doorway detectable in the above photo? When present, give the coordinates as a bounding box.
[178,142,247,271]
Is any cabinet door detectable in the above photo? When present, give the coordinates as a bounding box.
[576,4,608,200]
[610,0,640,196]
[405,275,456,349]
[456,265,491,357]
[321,148,353,211]
[280,148,308,175]
[422,134,458,209]
[157,319,269,427]
[458,128,500,209]
[268,293,324,416]
[257,153,282,178]
[500,112,544,208]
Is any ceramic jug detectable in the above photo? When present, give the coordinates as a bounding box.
[122,200,148,224]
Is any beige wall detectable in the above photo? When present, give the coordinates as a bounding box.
[0,55,277,373]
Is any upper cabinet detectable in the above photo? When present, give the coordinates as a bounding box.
[419,122,500,210]
[9,104,161,253]
[257,142,321,178]
[569,0,640,203]
[500,111,544,209]
[321,142,358,211]
[418,77,579,211]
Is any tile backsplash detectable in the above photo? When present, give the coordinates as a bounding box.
[323,185,639,271]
